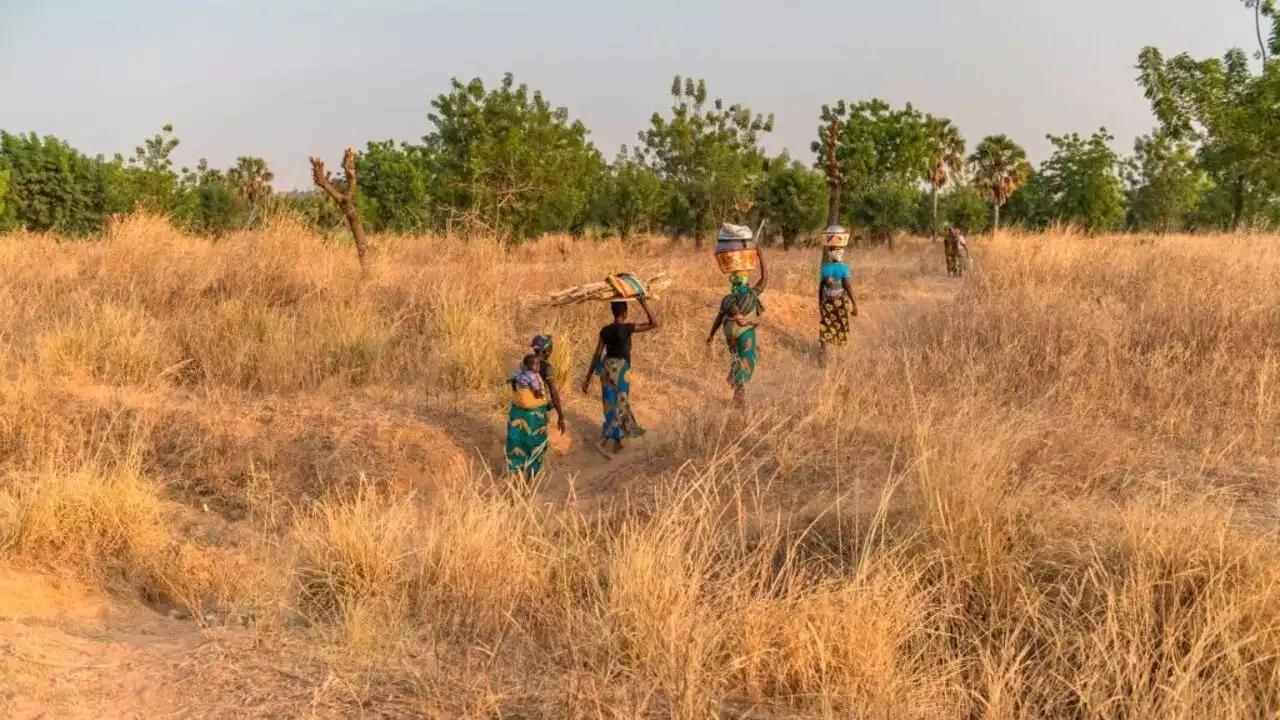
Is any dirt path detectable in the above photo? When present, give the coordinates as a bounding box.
[540,273,962,502]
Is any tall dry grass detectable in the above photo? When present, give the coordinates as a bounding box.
[0,214,1279,717]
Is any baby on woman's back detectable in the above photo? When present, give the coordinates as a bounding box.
[509,354,545,398]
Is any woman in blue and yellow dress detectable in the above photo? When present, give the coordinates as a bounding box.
[818,243,857,357]
[582,297,659,453]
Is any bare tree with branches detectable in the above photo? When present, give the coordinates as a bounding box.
[309,148,371,274]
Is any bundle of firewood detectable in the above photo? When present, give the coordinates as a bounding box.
[536,273,673,308]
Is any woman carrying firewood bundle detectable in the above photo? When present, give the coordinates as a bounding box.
[581,296,660,453]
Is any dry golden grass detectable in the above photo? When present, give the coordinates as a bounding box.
[0,213,1279,717]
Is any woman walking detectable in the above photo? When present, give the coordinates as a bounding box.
[503,335,567,481]
[818,244,857,360]
[706,248,768,407]
[582,297,659,452]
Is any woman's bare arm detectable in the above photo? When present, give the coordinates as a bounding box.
[706,309,726,345]
[582,339,604,393]
[633,297,660,333]
[843,278,858,315]
[753,248,768,292]
[546,377,566,431]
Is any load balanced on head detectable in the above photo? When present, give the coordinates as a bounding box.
[707,224,768,408]
[817,224,858,362]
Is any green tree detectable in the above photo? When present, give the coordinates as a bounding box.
[939,184,992,235]
[641,76,774,247]
[1137,6,1280,232]
[923,117,966,239]
[175,159,247,236]
[0,131,129,235]
[226,156,275,225]
[755,153,828,248]
[423,73,604,239]
[595,147,669,241]
[810,99,930,244]
[968,134,1032,232]
[1037,128,1127,232]
[0,167,12,229]
[353,140,430,233]
[124,124,181,213]
[1124,131,1205,233]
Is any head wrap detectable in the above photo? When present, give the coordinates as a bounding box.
[530,334,552,356]
[729,271,751,294]
[827,247,846,263]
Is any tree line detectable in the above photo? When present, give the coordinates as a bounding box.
[1,2,1276,244]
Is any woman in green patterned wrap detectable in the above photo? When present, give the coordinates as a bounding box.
[706,248,768,407]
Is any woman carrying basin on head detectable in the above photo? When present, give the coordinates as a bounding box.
[817,225,857,360]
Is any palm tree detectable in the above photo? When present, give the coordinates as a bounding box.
[227,156,275,227]
[924,117,965,240]
[968,135,1031,232]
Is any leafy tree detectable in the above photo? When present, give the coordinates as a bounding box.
[423,73,604,239]
[1137,2,1279,232]
[226,156,275,224]
[968,134,1032,232]
[0,167,12,229]
[641,76,773,246]
[125,124,182,213]
[1124,131,1205,232]
[595,147,669,241]
[810,99,930,244]
[923,117,966,239]
[939,184,992,235]
[175,159,247,236]
[0,131,129,235]
[353,140,430,234]
[755,153,828,248]
[1037,128,1127,232]
[1243,0,1279,61]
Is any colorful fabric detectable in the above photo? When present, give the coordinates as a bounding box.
[597,357,645,441]
[530,334,553,354]
[723,276,763,315]
[510,368,544,394]
[820,261,851,299]
[606,273,647,299]
[505,404,549,477]
[727,326,758,389]
[820,294,852,346]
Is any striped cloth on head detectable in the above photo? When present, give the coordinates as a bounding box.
[606,273,648,299]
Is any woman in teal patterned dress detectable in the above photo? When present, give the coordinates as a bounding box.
[706,248,768,407]
[504,335,566,480]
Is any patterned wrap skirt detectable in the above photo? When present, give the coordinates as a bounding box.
[726,326,758,389]
[505,403,549,477]
[598,357,645,441]
[820,294,852,346]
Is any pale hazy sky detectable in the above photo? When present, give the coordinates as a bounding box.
[0,0,1261,189]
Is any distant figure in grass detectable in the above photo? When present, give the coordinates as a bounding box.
[582,297,659,452]
[706,248,768,408]
[954,226,970,275]
[504,354,551,481]
[817,244,857,361]
[945,225,969,277]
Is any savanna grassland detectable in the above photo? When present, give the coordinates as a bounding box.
[1,215,1279,719]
